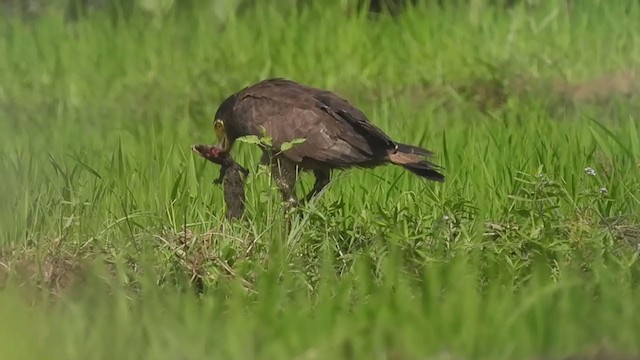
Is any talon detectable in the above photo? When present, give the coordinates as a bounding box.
[284,197,299,209]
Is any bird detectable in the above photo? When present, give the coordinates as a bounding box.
[210,78,444,207]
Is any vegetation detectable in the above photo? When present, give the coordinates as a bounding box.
[1,1,640,359]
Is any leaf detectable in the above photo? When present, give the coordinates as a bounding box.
[68,153,102,179]
[117,137,125,176]
[186,154,199,199]
[588,116,633,157]
[627,116,640,158]
[280,138,306,152]
[170,168,185,200]
[259,192,270,204]
[261,136,273,147]
[507,195,535,202]
[280,142,293,152]
[236,135,262,145]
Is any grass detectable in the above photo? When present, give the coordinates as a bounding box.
[1,0,640,359]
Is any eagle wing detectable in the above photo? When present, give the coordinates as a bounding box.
[231,86,391,167]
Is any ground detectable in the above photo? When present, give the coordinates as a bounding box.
[1,1,640,359]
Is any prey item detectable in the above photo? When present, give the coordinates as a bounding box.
[192,144,249,220]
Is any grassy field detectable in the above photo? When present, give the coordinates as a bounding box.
[2,1,640,359]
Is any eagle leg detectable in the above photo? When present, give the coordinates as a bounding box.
[303,169,331,203]
[261,152,300,208]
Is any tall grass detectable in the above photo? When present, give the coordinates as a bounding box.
[1,1,640,359]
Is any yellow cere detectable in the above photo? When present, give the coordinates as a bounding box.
[214,119,229,150]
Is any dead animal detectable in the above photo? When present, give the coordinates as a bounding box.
[192,144,249,220]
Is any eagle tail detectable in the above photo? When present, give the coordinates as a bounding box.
[388,143,445,182]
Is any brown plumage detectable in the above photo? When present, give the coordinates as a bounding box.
[192,144,249,220]
[211,78,444,206]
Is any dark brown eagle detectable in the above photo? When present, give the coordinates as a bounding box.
[211,78,444,206]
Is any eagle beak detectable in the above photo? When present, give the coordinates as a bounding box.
[213,119,229,151]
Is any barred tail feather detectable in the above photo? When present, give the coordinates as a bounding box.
[388,143,445,182]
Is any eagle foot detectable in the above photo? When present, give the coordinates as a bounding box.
[284,197,299,209]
